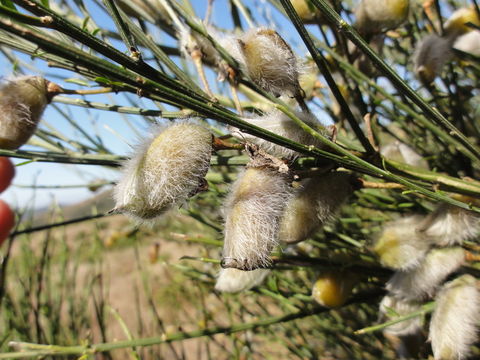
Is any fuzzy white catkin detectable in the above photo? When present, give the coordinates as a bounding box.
[454,30,480,57]
[373,215,431,270]
[379,295,423,337]
[235,110,328,159]
[238,28,301,98]
[221,167,293,270]
[113,123,212,221]
[0,76,49,150]
[420,204,480,246]
[413,34,455,84]
[430,274,480,360]
[279,172,352,244]
[386,247,465,301]
[215,268,270,293]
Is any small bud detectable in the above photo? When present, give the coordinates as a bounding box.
[419,203,480,247]
[113,122,213,221]
[454,30,480,57]
[215,268,270,293]
[386,247,465,301]
[354,0,410,38]
[373,215,430,270]
[236,109,330,159]
[429,274,480,360]
[179,27,221,67]
[221,162,293,271]
[413,34,454,84]
[0,76,50,149]
[238,28,302,99]
[444,7,480,37]
[279,172,352,244]
[312,271,357,308]
[379,295,423,337]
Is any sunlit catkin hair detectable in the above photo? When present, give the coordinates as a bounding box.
[215,268,270,293]
[0,76,51,149]
[238,28,302,99]
[429,274,480,360]
[221,161,293,271]
[235,110,329,159]
[454,30,480,57]
[386,247,465,301]
[279,172,353,244]
[373,215,431,270]
[379,295,423,337]
[419,203,480,247]
[113,122,213,221]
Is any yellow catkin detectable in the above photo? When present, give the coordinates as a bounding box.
[279,172,352,244]
[355,0,410,37]
[239,28,302,98]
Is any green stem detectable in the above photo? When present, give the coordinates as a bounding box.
[278,0,376,155]
[11,213,112,236]
[53,96,194,117]
[4,290,382,359]
[354,302,435,335]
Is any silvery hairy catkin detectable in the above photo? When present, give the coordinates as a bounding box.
[0,76,51,149]
[113,122,213,221]
[386,247,466,301]
[373,215,431,270]
[430,274,480,360]
[238,28,304,101]
[419,202,480,247]
[279,172,353,244]
[379,295,423,337]
[221,153,293,271]
[215,268,270,293]
[235,109,330,159]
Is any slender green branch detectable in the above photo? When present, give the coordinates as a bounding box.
[13,182,114,189]
[102,0,137,57]
[3,290,383,359]
[279,0,376,155]
[11,213,112,236]
[53,96,195,117]
[308,0,480,163]
[354,302,435,335]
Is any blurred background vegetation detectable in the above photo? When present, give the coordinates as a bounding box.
[1,0,480,358]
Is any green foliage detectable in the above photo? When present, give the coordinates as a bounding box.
[1,0,480,359]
